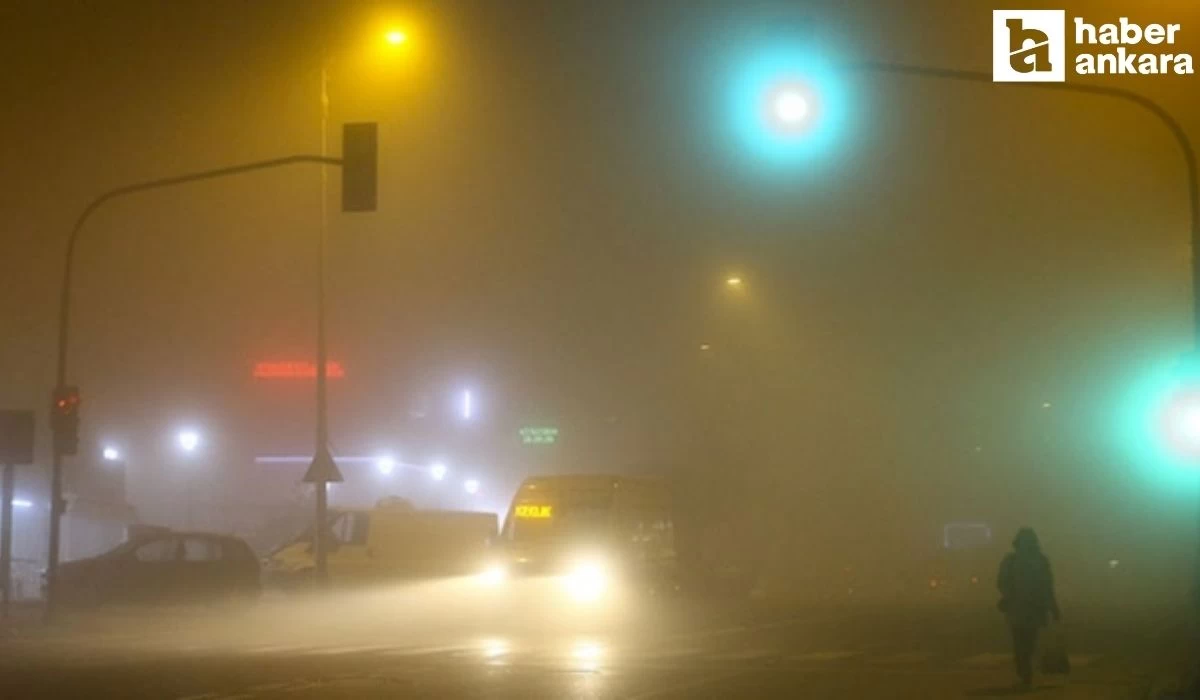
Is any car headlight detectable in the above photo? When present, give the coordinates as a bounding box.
[563,560,608,602]
[477,564,508,586]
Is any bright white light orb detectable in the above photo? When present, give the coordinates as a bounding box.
[177,430,200,452]
[774,88,809,125]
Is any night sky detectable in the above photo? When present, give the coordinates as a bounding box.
[2,0,1199,588]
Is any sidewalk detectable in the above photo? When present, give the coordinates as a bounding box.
[1141,623,1200,700]
[1146,664,1199,700]
[0,600,47,639]
[951,670,1177,699]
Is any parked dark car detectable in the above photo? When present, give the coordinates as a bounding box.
[50,531,260,607]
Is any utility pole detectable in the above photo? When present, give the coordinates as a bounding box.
[1,464,14,619]
[845,62,1198,610]
[44,137,374,618]
[304,59,342,589]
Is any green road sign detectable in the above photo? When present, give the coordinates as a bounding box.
[520,426,558,445]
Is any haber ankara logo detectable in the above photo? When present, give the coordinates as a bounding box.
[992,10,1066,82]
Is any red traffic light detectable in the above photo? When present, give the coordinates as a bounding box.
[52,386,80,414]
[50,385,80,456]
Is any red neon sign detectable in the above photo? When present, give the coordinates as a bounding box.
[253,361,345,379]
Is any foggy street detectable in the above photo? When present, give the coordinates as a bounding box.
[0,585,1186,699]
[3,1,1200,698]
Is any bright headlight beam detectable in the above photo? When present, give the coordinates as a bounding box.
[564,561,608,602]
[478,565,507,586]
[481,638,509,659]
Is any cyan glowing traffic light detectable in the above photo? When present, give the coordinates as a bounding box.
[1159,386,1200,461]
[1118,356,1200,487]
[722,41,851,169]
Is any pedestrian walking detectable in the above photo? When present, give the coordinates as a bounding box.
[996,527,1061,691]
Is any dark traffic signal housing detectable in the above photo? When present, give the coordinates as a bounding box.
[341,122,377,213]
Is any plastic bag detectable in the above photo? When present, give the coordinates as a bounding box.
[1040,625,1071,675]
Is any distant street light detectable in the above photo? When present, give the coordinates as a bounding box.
[462,389,473,420]
[464,479,480,495]
[177,430,200,453]
[376,455,397,475]
[385,29,408,46]
[11,499,32,509]
[725,276,744,289]
[430,462,448,481]
[102,446,121,462]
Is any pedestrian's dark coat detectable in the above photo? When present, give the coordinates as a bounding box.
[996,528,1060,628]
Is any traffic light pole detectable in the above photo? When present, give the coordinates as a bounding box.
[46,153,343,622]
[1,463,14,619]
[315,61,331,588]
[847,62,1199,609]
[845,62,1198,334]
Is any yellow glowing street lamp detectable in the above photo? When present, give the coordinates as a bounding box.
[384,29,408,46]
[725,276,744,289]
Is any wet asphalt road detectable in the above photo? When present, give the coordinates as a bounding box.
[0,580,1187,699]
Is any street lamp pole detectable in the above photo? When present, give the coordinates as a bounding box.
[844,62,1199,607]
[312,59,332,588]
[844,62,1199,333]
[45,153,342,621]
